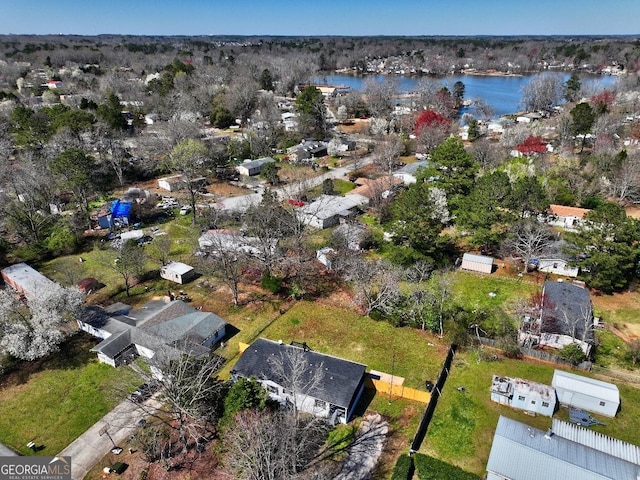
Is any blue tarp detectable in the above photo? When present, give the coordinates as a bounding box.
[110,200,132,219]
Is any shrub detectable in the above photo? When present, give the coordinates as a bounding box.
[558,343,587,365]
[261,272,284,294]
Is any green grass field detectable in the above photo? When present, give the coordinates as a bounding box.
[0,334,141,455]
[422,349,640,475]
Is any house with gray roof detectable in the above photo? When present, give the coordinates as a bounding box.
[296,194,367,229]
[392,160,430,185]
[486,416,640,480]
[231,338,367,424]
[235,157,276,176]
[78,299,226,369]
[540,281,594,355]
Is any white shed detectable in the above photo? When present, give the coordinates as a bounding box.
[160,261,196,284]
[460,253,494,274]
[552,369,620,417]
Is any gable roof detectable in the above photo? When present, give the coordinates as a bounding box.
[82,299,226,361]
[487,416,640,480]
[142,311,226,345]
[161,261,194,276]
[462,253,494,265]
[542,281,593,341]
[549,204,590,219]
[232,338,367,409]
[551,370,620,404]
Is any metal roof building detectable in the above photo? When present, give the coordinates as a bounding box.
[460,253,494,274]
[487,416,640,480]
[552,370,620,417]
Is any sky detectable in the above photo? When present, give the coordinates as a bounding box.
[2,0,639,37]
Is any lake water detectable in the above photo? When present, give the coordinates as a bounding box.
[314,73,618,119]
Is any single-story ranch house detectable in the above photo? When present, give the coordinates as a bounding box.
[235,157,276,176]
[231,338,367,424]
[78,299,227,373]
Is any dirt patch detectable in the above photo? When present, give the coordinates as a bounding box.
[626,206,640,219]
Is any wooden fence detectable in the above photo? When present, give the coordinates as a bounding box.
[367,378,431,404]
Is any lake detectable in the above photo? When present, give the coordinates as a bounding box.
[314,73,618,119]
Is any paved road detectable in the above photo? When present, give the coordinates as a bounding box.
[59,396,161,480]
[215,156,373,213]
[0,442,18,456]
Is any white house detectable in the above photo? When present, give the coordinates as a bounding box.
[231,338,367,424]
[537,258,579,278]
[78,300,227,369]
[235,157,276,176]
[296,195,366,229]
[552,369,620,417]
[160,261,196,284]
[490,375,556,417]
[393,160,430,185]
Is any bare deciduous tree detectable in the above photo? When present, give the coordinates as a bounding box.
[501,220,556,272]
[520,73,563,112]
[347,258,401,315]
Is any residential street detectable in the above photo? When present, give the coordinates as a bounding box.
[215,155,373,213]
[58,396,161,480]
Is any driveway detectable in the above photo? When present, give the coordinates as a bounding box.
[59,396,161,480]
[0,442,18,456]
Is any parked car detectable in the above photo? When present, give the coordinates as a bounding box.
[129,382,159,403]
[179,205,192,215]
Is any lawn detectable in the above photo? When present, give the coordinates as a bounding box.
[0,334,141,455]
[257,301,448,388]
[450,270,540,313]
[421,348,640,476]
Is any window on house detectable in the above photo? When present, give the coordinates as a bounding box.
[314,399,326,409]
[599,401,606,406]
[542,402,549,407]
[531,400,536,405]
[518,395,525,401]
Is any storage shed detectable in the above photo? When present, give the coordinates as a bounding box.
[160,262,196,285]
[460,253,494,274]
[552,369,620,417]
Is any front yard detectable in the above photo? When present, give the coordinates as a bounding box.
[0,333,141,455]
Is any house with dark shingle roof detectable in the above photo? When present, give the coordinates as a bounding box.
[77,299,226,369]
[231,338,367,424]
[525,281,594,356]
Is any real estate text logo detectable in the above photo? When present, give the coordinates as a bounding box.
[0,456,71,480]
